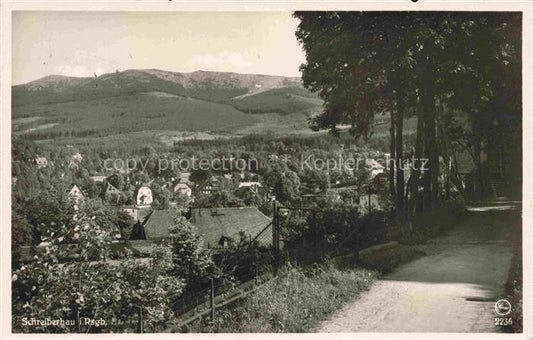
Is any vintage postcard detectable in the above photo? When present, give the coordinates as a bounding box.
[1,1,531,338]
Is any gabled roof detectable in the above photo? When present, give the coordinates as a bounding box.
[35,157,48,168]
[137,207,153,223]
[105,183,122,194]
[142,209,178,240]
[190,207,271,247]
[69,184,84,198]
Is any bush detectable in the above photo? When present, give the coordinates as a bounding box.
[12,202,185,333]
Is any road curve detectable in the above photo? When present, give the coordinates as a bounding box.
[315,202,520,333]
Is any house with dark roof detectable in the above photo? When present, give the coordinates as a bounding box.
[190,207,272,248]
[140,209,178,241]
[134,207,272,249]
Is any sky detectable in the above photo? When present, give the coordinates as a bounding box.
[12,11,306,85]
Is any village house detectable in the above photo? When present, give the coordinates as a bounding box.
[135,185,153,207]
[135,210,176,241]
[132,207,271,248]
[69,184,84,202]
[238,181,262,194]
[197,177,220,195]
[180,172,192,184]
[190,207,272,248]
[68,185,85,210]
[90,175,107,183]
[174,182,192,197]
[35,156,48,169]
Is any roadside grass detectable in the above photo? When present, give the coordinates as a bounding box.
[358,245,426,274]
[503,218,522,333]
[180,263,377,333]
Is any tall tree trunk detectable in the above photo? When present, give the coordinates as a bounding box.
[436,117,452,200]
[420,50,439,207]
[471,113,484,199]
[389,108,397,198]
[409,102,424,217]
[395,88,405,219]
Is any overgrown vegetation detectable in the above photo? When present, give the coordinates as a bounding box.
[503,219,522,333]
[181,263,376,332]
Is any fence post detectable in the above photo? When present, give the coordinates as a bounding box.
[76,308,80,333]
[137,305,143,333]
[254,264,258,286]
[312,210,317,261]
[272,200,281,273]
[209,277,215,322]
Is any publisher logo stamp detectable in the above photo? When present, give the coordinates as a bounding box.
[495,299,512,316]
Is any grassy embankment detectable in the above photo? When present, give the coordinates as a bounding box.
[181,262,377,333]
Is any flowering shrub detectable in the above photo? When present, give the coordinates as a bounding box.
[12,199,184,333]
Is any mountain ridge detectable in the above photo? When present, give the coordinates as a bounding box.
[13,68,306,107]
[16,69,301,88]
[12,68,321,140]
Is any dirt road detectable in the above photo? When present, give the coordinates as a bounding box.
[315,201,521,332]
